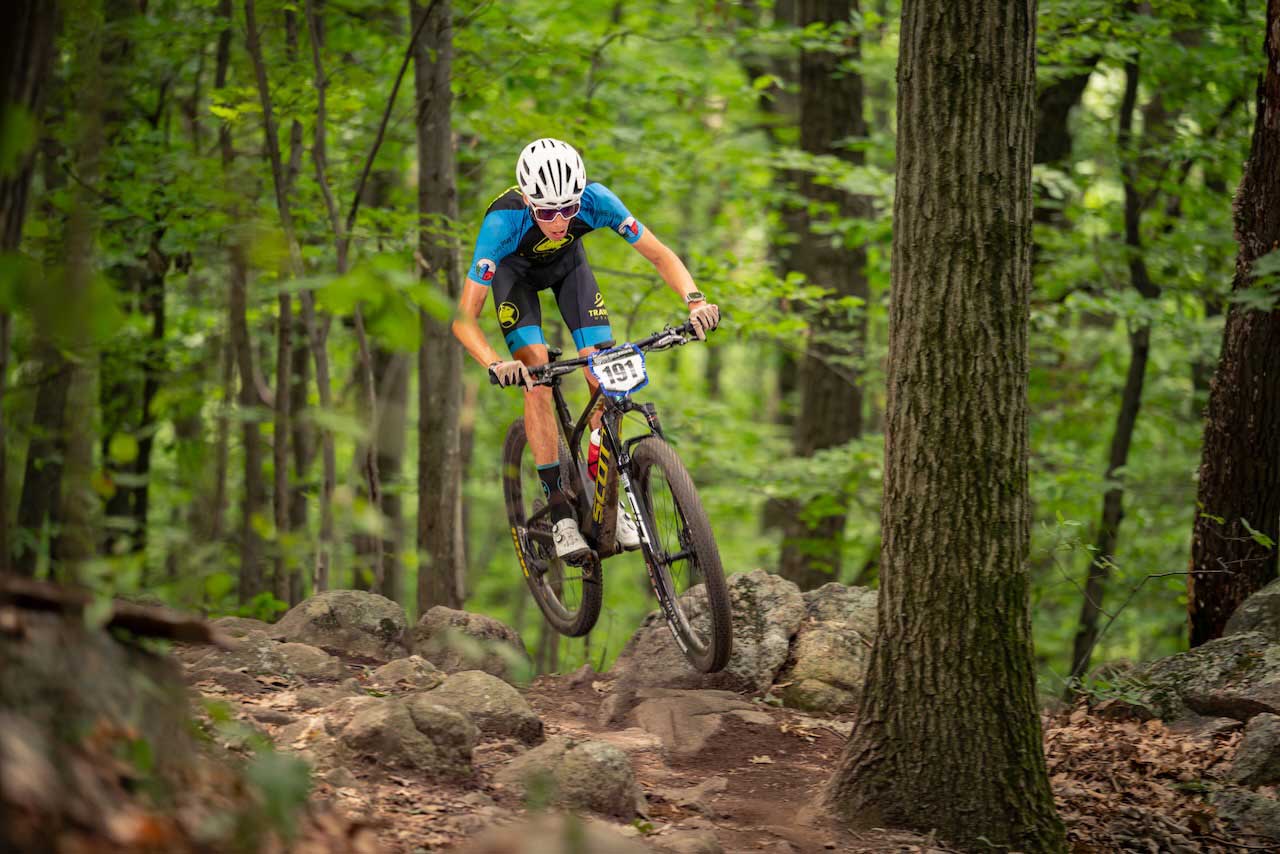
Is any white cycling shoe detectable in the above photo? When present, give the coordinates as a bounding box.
[616,503,641,550]
[552,518,591,562]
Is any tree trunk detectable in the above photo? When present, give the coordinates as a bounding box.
[777,0,869,591]
[412,0,465,613]
[216,0,265,603]
[15,350,71,576]
[1,1,59,574]
[825,0,1066,850]
[1066,60,1162,687]
[1187,0,1280,647]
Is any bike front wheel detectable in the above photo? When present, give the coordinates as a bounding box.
[630,437,733,673]
[502,417,602,638]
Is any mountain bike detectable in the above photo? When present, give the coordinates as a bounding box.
[496,320,733,674]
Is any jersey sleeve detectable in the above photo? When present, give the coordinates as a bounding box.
[580,182,645,245]
[466,210,525,286]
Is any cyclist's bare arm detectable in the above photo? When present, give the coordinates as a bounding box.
[630,229,705,305]
[452,280,504,369]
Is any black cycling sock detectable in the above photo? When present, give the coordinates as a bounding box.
[537,462,573,524]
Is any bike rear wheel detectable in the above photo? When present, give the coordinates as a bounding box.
[630,437,732,673]
[502,417,602,638]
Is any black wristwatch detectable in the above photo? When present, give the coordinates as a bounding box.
[684,290,706,305]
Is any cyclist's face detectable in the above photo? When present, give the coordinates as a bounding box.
[524,195,574,241]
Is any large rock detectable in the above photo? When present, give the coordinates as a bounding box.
[182,635,346,682]
[339,696,476,778]
[494,736,645,818]
[455,813,653,854]
[272,590,408,662]
[1136,632,1280,722]
[422,670,543,744]
[368,655,445,692]
[1230,713,1280,787]
[1225,578,1280,642]
[410,607,533,685]
[609,570,806,701]
[1211,787,1280,841]
[209,615,272,638]
[774,583,877,713]
[629,688,771,756]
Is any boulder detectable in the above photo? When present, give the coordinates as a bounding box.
[1211,787,1280,841]
[629,688,771,756]
[1225,577,1280,642]
[455,813,654,854]
[411,607,533,685]
[772,584,876,713]
[368,655,446,692]
[272,590,408,662]
[421,670,543,745]
[209,616,273,638]
[658,829,723,854]
[1230,713,1280,787]
[182,634,345,682]
[609,570,806,704]
[295,683,361,711]
[339,697,476,778]
[494,736,646,818]
[1136,632,1280,722]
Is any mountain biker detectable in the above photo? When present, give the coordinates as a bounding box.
[451,137,719,562]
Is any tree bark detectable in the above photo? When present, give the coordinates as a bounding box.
[412,0,465,613]
[1187,0,1280,647]
[215,0,265,603]
[1066,59,1162,687]
[1,1,59,574]
[825,0,1066,850]
[777,0,869,591]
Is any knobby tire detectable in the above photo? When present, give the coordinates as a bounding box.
[502,417,602,638]
[631,436,733,673]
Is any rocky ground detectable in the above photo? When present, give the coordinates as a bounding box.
[9,571,1280,852]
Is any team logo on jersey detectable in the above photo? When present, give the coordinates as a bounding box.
[533,234,575,253]
[618,217,639,239]
[498,302,519,329]
[593,292,605,308]
[474,257,497,282]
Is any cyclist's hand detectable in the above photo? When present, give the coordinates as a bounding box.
[688,302,720,341]
[488,359,534,391]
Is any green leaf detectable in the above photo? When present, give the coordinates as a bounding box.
[108,433,140,465]
[1241,518,1276,550]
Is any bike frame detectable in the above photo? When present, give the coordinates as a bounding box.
[531,351,667,560]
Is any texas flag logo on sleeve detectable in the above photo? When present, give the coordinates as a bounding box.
[618,217,640,240]
[475,258,497,282]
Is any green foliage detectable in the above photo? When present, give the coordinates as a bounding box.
[3,0,1266,692]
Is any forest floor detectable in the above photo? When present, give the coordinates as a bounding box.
[203,656,1262,854]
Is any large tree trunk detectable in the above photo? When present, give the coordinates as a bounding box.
[412,0,465,613]
[1,1,59,574]
[777,0,869,591]
[825,0,1066,850]
[1187,0,1280,647]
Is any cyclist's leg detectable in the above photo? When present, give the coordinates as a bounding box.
[552,247,614,429]
[491,263,555,466]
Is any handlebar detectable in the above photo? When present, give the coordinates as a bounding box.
[488,319,703,387]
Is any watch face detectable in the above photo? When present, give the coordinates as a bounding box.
[685,291,705,303]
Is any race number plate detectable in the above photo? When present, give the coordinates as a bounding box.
[588,344,649,398]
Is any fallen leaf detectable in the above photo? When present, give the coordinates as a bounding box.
[748,755,774,765]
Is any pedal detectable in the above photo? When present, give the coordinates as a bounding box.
[562,547,597,568]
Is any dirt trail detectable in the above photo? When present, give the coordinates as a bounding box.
[520,674,948,854]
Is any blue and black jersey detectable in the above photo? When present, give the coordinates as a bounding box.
[466,182,645,286]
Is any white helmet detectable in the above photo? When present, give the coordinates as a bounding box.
[516,138,586,207]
